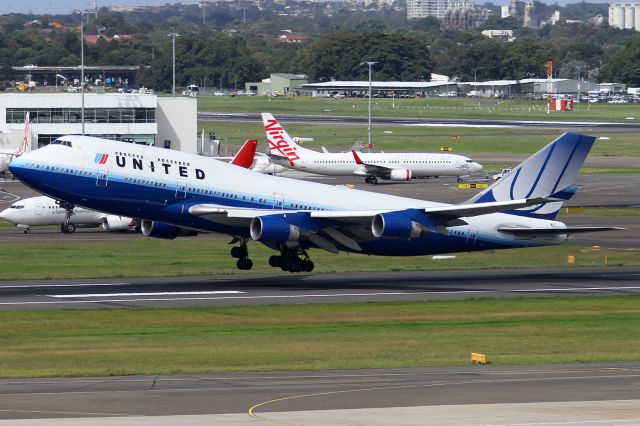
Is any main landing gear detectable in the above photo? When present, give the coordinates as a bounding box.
[231,238,253,270]
[364,176,378,185]
[268,246,314,273]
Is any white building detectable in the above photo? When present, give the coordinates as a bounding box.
[407,0,450,19]
[609,2,640,30]
[0,93,197,155]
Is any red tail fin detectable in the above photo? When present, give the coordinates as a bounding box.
[351,150,364,164]
[231,139,258,169]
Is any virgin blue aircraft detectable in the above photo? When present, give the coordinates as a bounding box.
[8,130,618,272]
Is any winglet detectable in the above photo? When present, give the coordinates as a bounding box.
[231,139,258,169]
[351,150,363,164]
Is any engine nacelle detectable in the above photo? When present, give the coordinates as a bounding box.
[372,212,427,239]
[140,220,197,239]
[388,168,412,181]
[101,215,134,231]
[250,216,301,244]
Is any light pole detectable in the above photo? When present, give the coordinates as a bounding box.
[360,61,377,148]
[81,13,85,135]
[167,32,180,98]
[473,66,489,99]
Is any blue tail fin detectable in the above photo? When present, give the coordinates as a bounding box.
[467,132,595,220]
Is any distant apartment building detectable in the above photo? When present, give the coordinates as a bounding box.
[407,0,450,19]
[609,2,640,30]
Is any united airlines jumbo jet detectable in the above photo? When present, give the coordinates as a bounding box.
[8,129,618,272]
[263,113,483,183]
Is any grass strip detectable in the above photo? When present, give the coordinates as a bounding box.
[0,238,638,280]
[199,119,640,157]
[198,96,640,123]
[0,296,638,378]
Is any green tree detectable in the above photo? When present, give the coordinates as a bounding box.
[302,32,432,81]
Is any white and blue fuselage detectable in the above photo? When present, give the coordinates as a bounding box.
[8,134,579,261]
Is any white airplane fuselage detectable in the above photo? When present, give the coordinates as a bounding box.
[0,195,135,232]
[270,151,480,178]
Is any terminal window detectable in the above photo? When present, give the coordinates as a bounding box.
[7,108,156,124]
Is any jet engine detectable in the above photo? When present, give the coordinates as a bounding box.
[372,212,428,239]
[388,169,412,181]
[101,215,134,231]
[250,216,301,245]
[140,220,197,239]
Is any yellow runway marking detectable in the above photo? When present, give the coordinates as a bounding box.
[247,373,640,424]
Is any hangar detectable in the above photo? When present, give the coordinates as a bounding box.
[0,93,197,155]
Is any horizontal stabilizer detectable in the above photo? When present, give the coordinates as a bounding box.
[424,197,550,218]
[498,226,625,235]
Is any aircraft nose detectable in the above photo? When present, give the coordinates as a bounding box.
[472,162,483,173]
[0,208,12,222]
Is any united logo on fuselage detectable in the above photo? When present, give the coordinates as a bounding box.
[111,153,206,180]
[94,153,109,165]
[264,119,300,166]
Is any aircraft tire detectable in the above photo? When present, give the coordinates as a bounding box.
[65,222,77,234]
[268,255,281,267]
[236,258,253,270]
[231,246,246,259]
[303,260,314,272]
[24,228,31,234]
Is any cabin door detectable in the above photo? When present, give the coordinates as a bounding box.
[96,167,109,187]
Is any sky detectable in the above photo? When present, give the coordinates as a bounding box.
[0,1,202,15]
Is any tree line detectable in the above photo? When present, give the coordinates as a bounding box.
[0,2,639,89]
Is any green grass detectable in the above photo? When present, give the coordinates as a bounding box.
[198,96,640,123]
[0,237,638,280]
[199,119,640,157]
[0,297,638,377]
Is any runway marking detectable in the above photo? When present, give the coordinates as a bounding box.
[247,374,640,424]
[491,419,640,426]
[0,283,131,289]
[2,285,640,306]
[47,291,245,298]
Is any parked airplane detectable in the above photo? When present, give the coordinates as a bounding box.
[213,139,258,169]
[9,131,619,272]
[211,139,287,174]
[1,115,31,173]
[263,113,483,184]
[0,195,136,234]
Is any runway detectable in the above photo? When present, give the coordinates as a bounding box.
[198,111,640,130]
[0,363,638,424]
[1,266,640,310]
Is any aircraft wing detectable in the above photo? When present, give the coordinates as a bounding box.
[190,198,548,222]
[351,150,395,176]
[188,197,553,252]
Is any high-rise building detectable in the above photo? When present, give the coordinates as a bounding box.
[407,0,450,19]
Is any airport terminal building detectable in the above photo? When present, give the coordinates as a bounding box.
[0,93,197,155]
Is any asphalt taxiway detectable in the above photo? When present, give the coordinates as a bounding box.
[1,267,640,310]
[0,363,638,424]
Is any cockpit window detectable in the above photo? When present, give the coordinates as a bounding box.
[466,159,474,163]
[10,205,24,209]
[51,139,72,147]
